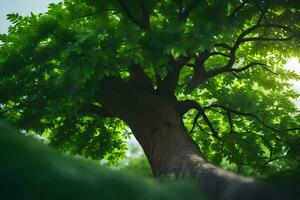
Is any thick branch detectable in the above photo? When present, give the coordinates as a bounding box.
[186,22,291,91]
[118,0,150,29]
[129,64,154,91]
[159,56,189,95]
[186,50,210,91]
[178,100,220,139]
[178,99,200,115]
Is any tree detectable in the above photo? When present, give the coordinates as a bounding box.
[0,0,300,199]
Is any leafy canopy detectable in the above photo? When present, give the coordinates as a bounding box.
[0,0,300,177]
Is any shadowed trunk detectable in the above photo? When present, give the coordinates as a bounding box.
[98,77,286,200]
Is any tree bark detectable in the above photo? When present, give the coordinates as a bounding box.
[98,77,286,200]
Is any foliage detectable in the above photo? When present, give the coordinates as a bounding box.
[0,120,205,200]
[0,0,300,181]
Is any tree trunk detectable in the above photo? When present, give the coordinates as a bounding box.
[98,78,286,200]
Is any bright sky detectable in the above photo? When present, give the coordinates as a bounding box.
[284,58,300,106]
[0,0,61,33]
[285,58,300,73]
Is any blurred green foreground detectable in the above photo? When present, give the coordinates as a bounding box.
[0,120,205,200]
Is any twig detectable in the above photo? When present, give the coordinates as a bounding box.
[205,104,300,132]
[230,0,251,17]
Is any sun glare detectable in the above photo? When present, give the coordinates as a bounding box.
[285,57,300,73]
[284,57,300,108]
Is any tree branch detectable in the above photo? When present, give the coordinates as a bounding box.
[209,51,231,58]
[179,0,200,19]
[227,110,234,133]
[231,62,277,75]
[158,56,189,95]
[186,50,210,91]
[256,154,287,172]
[189,111,201,134]
[237,162,250,174]
[118,0,150,29]
[253,0,269,25]
[140,1,151,29]
[188,61,276,91]
[186,22,291,91]
[177,99,201,115]
[205,104,300,132]
[78,103,111,118]
[178,99,220,139]
[230,0,251,17]
[214,43,231,50]
[0,103,26,115]
[241,36,293,43]
[224,23,293,70]
[129,64,154,91]
[196,121,217,138]
[200,109,220,139]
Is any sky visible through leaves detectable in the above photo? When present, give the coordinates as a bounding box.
[0,0,61,33]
